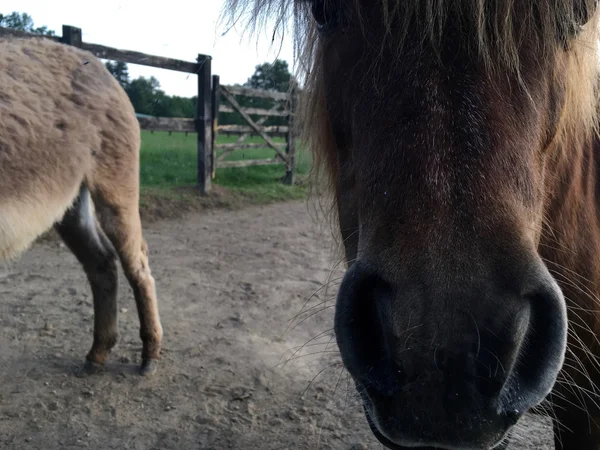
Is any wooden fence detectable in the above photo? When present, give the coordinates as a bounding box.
[0,24,298,193]
[213,81,298,185]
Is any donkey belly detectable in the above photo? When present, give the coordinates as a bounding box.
[0,182,82,261]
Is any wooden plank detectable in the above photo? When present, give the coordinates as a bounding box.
[0,25,202,73]
[216,143,286,150]
[284,86,299,185]
[223,105,280,154]
[217,125,289,135]
[218,104,289,117]
[220,86,289,163]
[196,55,212,194]
[62,25,82,47]
[137,116,196,132]
[217,158,283,169]
[0,26,60,41]
[226,85,289,101]
[80,42,201,74]
[211,75,220,180]
[216,148,236,162]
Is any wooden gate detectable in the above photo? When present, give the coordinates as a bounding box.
[211,78,298,186]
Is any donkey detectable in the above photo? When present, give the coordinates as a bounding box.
[226,0,600,448]
[0,37,162,376]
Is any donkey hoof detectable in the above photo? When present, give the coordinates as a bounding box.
[139,358,158,377]
[76,360,105,378]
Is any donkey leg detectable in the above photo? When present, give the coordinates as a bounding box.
[55,186,119,376]
[95,202,162,377]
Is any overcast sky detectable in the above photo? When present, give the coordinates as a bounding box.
[1,0,295,97]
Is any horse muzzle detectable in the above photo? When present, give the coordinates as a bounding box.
[334,260,567,450]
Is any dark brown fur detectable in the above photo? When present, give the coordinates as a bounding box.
[224,1,600,448]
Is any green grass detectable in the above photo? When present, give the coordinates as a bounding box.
[139,130,311,203]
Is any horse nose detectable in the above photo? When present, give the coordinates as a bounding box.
[334,261,567,447]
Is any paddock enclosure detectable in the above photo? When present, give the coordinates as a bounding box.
[1,202,555,449]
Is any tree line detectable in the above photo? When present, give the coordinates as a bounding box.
[0,11,55,36]
[104,61,198,119]
[1,11,295,126]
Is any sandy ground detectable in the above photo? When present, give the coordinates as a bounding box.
[0,201,554,449]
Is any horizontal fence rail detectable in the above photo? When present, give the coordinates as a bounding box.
[217,158,283,169]
[217,125,289,134]
[218,105,289,117]
[225,85,289,101]
[80,42,201,74]
[136,116,196,133]
[0,26,201,74]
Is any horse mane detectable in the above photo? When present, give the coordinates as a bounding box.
[222,0,600,211]
[223,1,600,66]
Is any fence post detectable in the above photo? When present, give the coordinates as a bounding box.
[196,54,212,194]
[61,25,82,47]
[283,85,298,185]
[211,75,220,180]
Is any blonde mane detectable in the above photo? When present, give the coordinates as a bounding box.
[222,0,600,194]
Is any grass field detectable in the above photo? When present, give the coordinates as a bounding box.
[140,131,311,204]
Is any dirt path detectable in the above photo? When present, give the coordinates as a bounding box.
[0,201,554,449]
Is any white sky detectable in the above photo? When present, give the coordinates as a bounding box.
[1,0,295,97]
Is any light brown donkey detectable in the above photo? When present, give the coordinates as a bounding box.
[0,37,162,376]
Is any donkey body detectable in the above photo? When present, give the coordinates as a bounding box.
[0,37,162,376]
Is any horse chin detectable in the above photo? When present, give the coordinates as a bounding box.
[358,385,511,450]
[362,404,423,450]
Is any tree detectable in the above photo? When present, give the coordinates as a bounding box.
[125,76,163,116]
[104,61,129,89]
[0,12,55,36]
[167,95,196,118]
[245,60,292,92]
[123,76,195,118]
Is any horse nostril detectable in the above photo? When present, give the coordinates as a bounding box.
[334,263,395,384]
[499,275,567,414]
